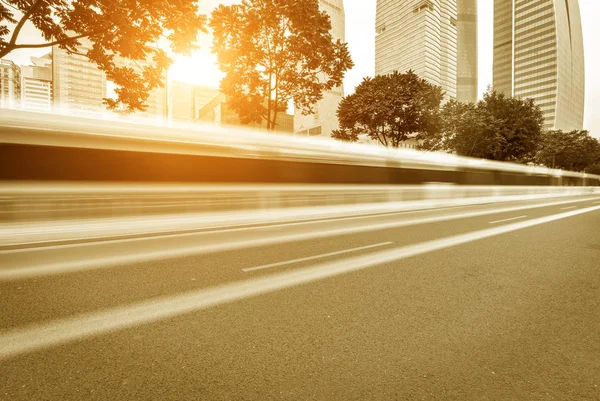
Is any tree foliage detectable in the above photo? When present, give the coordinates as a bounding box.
[210,0,353,130]
[332,70,444,147]
[421,90,544,162]
[1,0,206,112]
[534,129,600,172]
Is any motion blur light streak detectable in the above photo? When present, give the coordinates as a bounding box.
[1,204,599,360]
[2,196,599,281]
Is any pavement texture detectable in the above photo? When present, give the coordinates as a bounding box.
[1,196,599,400]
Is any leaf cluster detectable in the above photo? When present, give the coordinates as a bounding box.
[210,0,353,130]
[534,129,600,172]
[332,70,444,147]
[421,90,544,162]
[1,0,206,112]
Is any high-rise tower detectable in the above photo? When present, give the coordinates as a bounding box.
[457,0,478,102]
[375,0,458,99]
[52,40,107,117]
[493,0,585,131]
[294,0,345,137]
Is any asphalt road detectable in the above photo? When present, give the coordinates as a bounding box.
[1,195,600,400]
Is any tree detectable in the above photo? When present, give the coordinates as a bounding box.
[421,90,544,162]
[535,129,600,172]
[210,0,353,131]
[1,0,206,112]
[332,70,444,147]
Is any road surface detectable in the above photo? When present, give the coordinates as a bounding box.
[1,195,600,400]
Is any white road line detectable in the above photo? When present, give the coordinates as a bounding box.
[3,197,600,281]
[561,206,577,210]
[488,215,527,224]
[1,204,599,360]
[242,242,393,272]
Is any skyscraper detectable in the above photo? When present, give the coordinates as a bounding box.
[493,0,585,131]
[52,40,107,116]
[0,59,21,109]
[375,0,458,99]
[456,0,478,102]
[294,0,346,137]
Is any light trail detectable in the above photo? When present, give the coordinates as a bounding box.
[1,205,599,360]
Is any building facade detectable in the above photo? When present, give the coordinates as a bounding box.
[375,0,458,99]
[110,55,168,121]
[52,40,107,116]
[0,59,21,109]
[198,92,294,133]
[493,0,585,131]
[294,0,346,137]
[170,81,220,122]
[21,54,52,112]
[456,0,478,102]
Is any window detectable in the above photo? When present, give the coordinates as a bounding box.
[414,0,434,13]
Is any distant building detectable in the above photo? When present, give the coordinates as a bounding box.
[111,55,168,121]
[170,82,220,122]
[21,54,52,112]
[493,0,585,131]
[456,0,478,102]
[52,40,107,116]
[0,59,21,109]
[294,0,346,137]
[198,92,294,133]
[376,0,458,100]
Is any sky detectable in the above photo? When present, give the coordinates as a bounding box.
[5,0,600,137]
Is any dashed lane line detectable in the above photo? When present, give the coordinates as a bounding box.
[242,242,393,272]
[488,215,527,224]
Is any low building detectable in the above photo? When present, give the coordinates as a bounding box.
[21,54,52,112]
[0,59,21,109]
[170,82,220,122]
[112,55,168,121]
[198,92,294,133]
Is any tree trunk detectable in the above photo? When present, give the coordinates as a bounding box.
[266,72,273,130]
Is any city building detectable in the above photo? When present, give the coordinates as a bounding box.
[456,0,478,102]
[294,0,346,137]
[375,0,458,100]
[52,40,107,116]
[198,92,294,133]
[21,54,52,112]
[0,59,21,109]
[170,81,220,122]
[110,55,168,121]
[493,0,585,131]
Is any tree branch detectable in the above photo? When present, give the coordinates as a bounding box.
[0,0,20,12]
[10,31,103,51]
[7,0,44,47]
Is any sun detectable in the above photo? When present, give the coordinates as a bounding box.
[169,49,224,88]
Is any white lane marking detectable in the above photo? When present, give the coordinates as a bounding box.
[242,242,393,272]
[561,206,577,210]
[3,198,600,281]
[488,215,527,224]
[1,205,599,360]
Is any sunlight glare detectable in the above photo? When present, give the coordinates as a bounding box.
[169,49,224,88]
